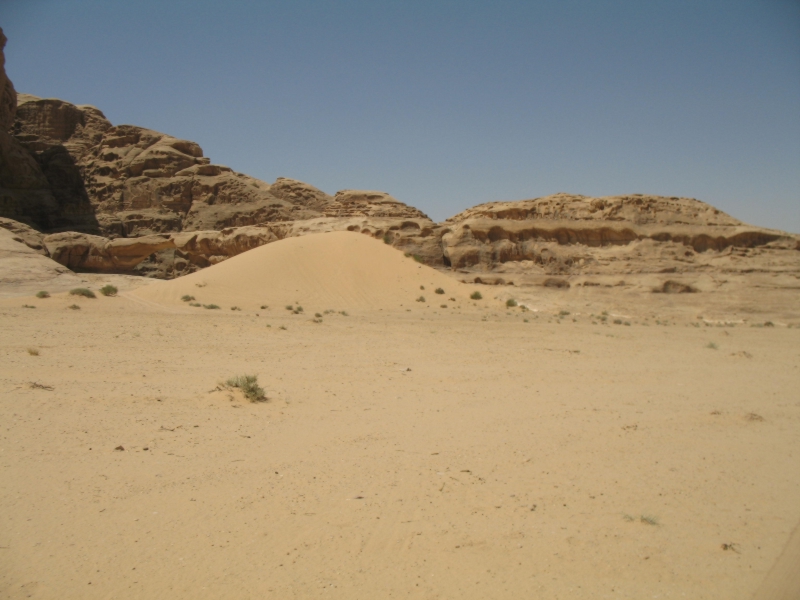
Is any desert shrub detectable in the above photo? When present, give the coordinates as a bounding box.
[315,313,322,318]
[613,318,622,325]
[260,305,268,309]
[225,374,266,402]
[559,310,570,316]
[279,325,287,330]
[68,304,81,310]
[416,296,426,302]
[36,291,50,299]
[181,295,195,302]
[706,342,718,350]
[413,254,423,263]
[203,304,220,310]
[22,304,36,309]
[189,302,201,307]
[231,306,241,311]
[506,299,517,307]
[440,304,447,308]
[383,234,392,244]
[420,285,425,290]
[470,291,482,300]
[70,288,96,298]
[100,285,118,297]
[285,305,293,311]
[340,311,348,316]
[27,348,39,356]
[435,288,445,294]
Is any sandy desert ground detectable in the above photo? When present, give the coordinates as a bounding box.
[1,232,799,599]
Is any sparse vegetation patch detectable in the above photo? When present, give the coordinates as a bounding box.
[100,285,118,297]
[203,304,220,310]
[70,288,96,298]
[181,295,195,302]
[224,375,266,402]
[36,291,50,299]
[470,291,482,300]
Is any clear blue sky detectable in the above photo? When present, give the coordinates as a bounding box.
[3,0,799,231]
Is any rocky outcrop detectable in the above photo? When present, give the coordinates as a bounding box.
[43,231,175,272]
[440,194,799,284]
[0,226,84,294]
[0,29,66,234]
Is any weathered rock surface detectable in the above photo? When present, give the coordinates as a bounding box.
[0,226,84,295]
[0,29,67,234]
[440,193,799,288]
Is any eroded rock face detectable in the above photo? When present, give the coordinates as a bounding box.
[440,194,798,284]
[447,192,744,227]
[0,29,65,233]
[43,231,175,272]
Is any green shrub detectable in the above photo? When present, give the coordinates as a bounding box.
[27,348,39,356]
[70,288,96,298]
[471,291,482,300]
[100,285,118,297]
[181,295,195,302]
[383,234,392,244]
[413,254,423,263]
[506,299,517,307]
[416,296,426,302]
[36,291,50,299]
[203,304,220,310]
[435,288,445,294]
[225,374,266,402]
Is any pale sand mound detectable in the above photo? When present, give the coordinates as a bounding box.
[132,231,472,310]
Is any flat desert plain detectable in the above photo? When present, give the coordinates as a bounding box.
[1,232,799,599]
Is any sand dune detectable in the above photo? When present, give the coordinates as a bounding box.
[132,231,473,311]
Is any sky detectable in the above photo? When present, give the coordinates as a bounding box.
[2,0,799,231]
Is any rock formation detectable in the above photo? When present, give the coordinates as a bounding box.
[1,27,797,286]
[439,193,798,286]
